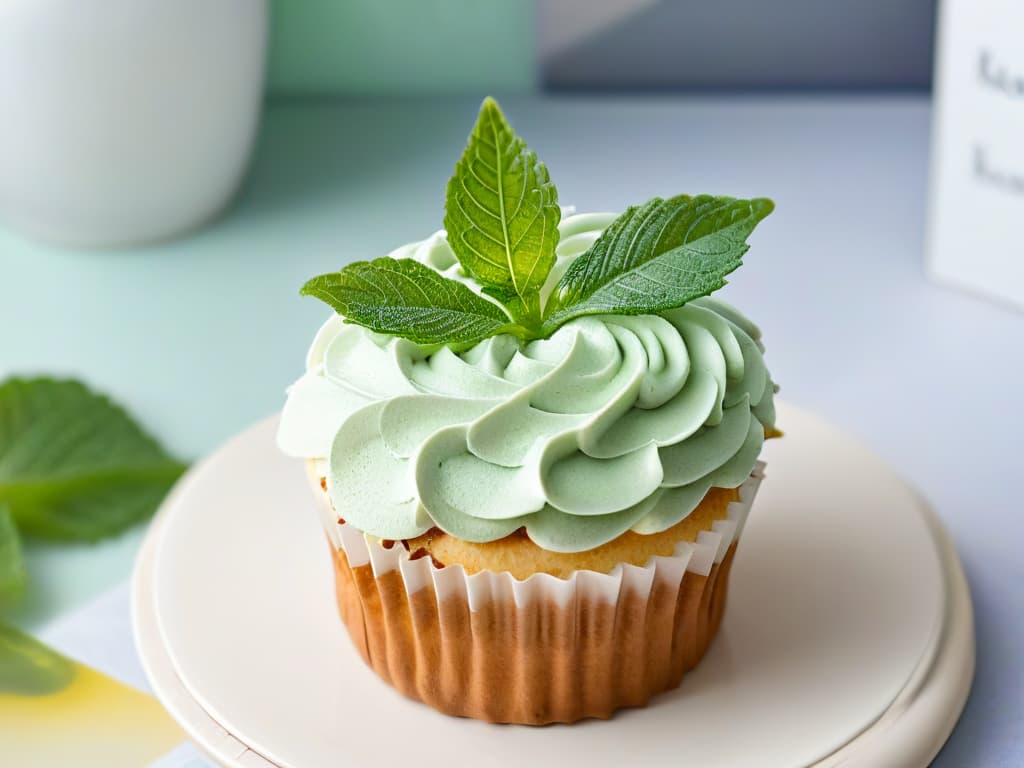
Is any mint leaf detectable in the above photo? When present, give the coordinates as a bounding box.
[444,97,561,330]
[301,257,524,345]
[0,505,25,606]
[0,378,187,542]
[543,195,774,334]
[0,622,75,695]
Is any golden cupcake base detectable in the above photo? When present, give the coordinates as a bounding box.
[332,541,737,724]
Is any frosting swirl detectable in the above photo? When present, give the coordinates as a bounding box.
[279,212,777,553]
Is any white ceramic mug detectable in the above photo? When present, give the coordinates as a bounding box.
[0,0,268,248]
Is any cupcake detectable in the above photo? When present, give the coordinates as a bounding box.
[277,97,777,724]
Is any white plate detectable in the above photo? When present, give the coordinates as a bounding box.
[133,402,974,767]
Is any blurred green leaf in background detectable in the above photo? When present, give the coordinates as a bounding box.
[0,378,186,610]
[0,506,25,607]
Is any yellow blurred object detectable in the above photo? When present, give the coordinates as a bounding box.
[0,624,184,767]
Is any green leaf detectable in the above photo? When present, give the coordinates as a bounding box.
[444,97,561,329]
[0,622,75,696]
[543,195,774,334]
[0,378,187,542]
[0,505,25,606]
[301,257,525,345]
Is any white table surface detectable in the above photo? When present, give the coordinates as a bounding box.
[1,95,1021,766]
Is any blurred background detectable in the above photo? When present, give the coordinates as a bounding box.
[1,1,1022,766]
[268,0,937,93]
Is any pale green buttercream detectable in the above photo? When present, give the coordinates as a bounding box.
[278,212,777,552]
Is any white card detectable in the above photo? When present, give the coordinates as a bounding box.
[927,0,1024,310]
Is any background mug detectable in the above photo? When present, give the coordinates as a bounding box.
[0,0,267,248]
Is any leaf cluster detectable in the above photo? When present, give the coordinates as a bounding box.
[301,97,774,347]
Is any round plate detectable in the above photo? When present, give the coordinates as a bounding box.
[133,402,974,767]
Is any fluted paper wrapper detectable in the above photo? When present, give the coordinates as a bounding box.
[311,463,764,725]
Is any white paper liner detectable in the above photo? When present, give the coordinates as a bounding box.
[314,462,765,723]
[311,460,764,609]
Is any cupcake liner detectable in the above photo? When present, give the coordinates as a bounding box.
[310,461,764,724]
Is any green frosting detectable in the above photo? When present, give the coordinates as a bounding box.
[278,212,777,553]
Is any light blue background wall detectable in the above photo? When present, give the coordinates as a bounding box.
[267,1,938,95]
[542,0,937,90]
